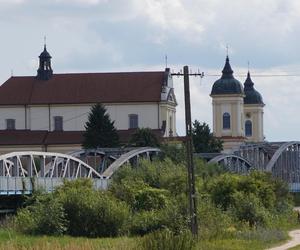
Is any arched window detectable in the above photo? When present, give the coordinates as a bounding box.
[223,112,230,129]
[245,120,252,137]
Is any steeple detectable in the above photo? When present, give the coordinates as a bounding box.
[37,43,53,80]
[211,56,243,96]
[221,56,234,79]
[243,70,264,105]
[244,71,254,90]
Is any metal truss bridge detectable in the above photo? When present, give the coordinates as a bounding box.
[0,147,161,195]
[208,141,300,192]
[1,141,300,195]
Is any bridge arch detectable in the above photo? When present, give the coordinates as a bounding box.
[0,151,102,178]
[102,147,161,178]
[265,141,300,185]
[208,154,253,173]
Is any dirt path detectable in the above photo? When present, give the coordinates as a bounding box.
[267,229,300,250]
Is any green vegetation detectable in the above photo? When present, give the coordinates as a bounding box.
[129,127,160,147]
[1,146,299,249]
[192,120,223,153]
[82,103,119,148]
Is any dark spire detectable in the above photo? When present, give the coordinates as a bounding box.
[37,43,53,80]
[221,56,234,79]
[244,71,254,90]
[243,70,264,105]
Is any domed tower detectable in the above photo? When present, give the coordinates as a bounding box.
[210,56,245,151]
[37,44,53,80]
[243,71,265,142]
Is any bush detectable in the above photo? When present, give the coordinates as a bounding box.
[197,196,233,239]
[141,229,195,250]
[134,187,170,211]
[130,210,165,235]
[111,159,188,197]
[55,180,130,237]
[16,179,130,238]
[15,195,67,235]
[206,173,239,210]
[160,143,186,164]
[230,192,271,227]
[129,127,160,147]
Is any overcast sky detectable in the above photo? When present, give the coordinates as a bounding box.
[0,0,300,141]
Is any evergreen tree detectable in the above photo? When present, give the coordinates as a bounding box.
[129,128,160,147]
[82,103,119,149]
[192,120,223,153]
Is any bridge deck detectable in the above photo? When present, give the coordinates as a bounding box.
[0,177,108,195]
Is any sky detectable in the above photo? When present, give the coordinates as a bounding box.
[0,0,300,141]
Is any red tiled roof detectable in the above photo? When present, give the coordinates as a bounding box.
[0,129,163,146]
[0,72,164,105]
[0,130,48,145]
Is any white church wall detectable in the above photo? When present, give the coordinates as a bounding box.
[29,106,49,130]
[0,106,26,130]
[106,103,159,130]
[50,105,90,131]
[0,103,161,131]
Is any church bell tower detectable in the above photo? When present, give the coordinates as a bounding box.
[37,44,53,80]
[210,56,245,152]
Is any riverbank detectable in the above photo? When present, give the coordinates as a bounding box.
[0,228,293,250]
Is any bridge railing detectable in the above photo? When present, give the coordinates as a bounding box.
[0,177,109,195]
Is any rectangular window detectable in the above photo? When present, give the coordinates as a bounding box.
[6,119,16,130]
[129,114,138,129]
[54,116,63,131]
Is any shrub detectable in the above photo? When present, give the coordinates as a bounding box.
[15,195,67,235]
[130,210,165,235]
[134,187,170,211]
[160,143,186,164]
[56,180,130,237]
[111,158,188,197]
[206,173,239,210]
[141,229,195,250]
[129,127,160,147]
[197,196,233,239]
[229,192,271,227]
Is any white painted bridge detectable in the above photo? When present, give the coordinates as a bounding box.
[0,147,161,195]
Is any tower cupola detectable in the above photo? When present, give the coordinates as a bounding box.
[211,56,244,96]
[37,44,53,80]
[243,71,264,105]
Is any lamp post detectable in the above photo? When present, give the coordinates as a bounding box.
[171,66,203,236]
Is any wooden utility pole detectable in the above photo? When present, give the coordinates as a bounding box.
[171,66,203,236]
[183,65,198,236]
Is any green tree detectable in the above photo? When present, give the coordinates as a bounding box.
[82,103,119,148]
[129,127,160,147]
[192,120,223,153]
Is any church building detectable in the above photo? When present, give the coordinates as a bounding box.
[0,45,177,154]
[210,56,265,152]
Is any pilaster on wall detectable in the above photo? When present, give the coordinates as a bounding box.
[212,95,245,138]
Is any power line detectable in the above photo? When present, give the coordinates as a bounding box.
[34,110,89,131]
[205,74,300,77]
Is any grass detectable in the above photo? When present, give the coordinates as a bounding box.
[0,228,295,250]
[198,238,287,250]
[0,229,139,250]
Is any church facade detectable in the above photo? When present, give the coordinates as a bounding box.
[210,56,265,152]
[0,45,177,154]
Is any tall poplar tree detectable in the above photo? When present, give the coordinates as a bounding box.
[82,103,119,149]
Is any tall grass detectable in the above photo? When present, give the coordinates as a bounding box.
[0,229,138,250]
[141,229,195,250]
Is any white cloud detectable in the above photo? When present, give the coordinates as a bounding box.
[173,62,300,141]
[0,0,24,4]
[1,0,300,142]
[54,0,107,5]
